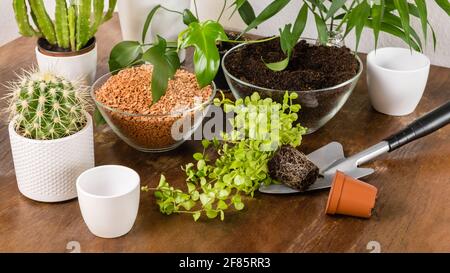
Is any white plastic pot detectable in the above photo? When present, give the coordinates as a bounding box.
[35,38,97,85]
[8,113,95,202]
[367,47,430,116]
[117,0,190,62]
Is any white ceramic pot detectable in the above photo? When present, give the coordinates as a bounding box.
[117,0,190,62]
[76,165,140,238]
[367,47,430,116]
[9,113,95,202]
[35,38,97,85]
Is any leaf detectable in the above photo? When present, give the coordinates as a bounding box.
[142,5,161,43]
[142,36,181,103]
[183,9,198,25]
[206,210,218,219]
[264,4,307,71]
[178,21,228,87]
[344,1,370,52]
[187,183,196,193]
[193,211,201,221]
[264,56,289,71]
[314,13,328,45]
[435,0,450,16]
[414,0,427,42]
[217,200,228,210]
[234,201,244,211]
[220,210,225,221]
[292,4,308,40]
[382,12,422,51]
[202,139,210,149]
[371,0,385,49]
[193,153,203,161]
[366,20,421,52]
[108,41,142,72]
[393,0,411,50]
[325,0,347,20]
[242,0,290,35]
[233,0,256,27]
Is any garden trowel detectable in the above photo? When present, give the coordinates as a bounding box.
[259,101,450,194]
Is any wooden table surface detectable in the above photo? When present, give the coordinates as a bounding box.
[1,15,450,253]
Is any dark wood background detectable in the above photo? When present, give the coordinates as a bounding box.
[0,15,449,253]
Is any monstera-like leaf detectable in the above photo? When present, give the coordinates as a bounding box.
[178,20,228,87]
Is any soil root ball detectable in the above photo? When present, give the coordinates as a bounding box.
[268,145,319,191]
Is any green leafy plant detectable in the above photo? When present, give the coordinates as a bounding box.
[254,0,450,71]
[13,0,117,51]
[108,0,276,104]
[142,92,306,221]
[4,70,91,140]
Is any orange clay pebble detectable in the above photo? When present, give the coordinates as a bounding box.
[95,65,213,149]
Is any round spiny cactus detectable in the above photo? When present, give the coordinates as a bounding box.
[5,70,91,140]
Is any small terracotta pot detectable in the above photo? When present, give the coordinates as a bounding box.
[325,171,378,218]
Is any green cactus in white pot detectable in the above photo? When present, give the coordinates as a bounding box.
[6,71,90,140]
[4,70,95,203]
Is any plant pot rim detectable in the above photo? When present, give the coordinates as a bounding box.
[367,47,430,74]
[91,66,217,118]
[76,165,140,200]
[221,37,364,94]
[325,170,346,215]
[37,37,96,57]
[8,112,92,144]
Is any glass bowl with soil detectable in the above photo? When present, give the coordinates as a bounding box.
[222,38,363,133]
[92,65,216,152]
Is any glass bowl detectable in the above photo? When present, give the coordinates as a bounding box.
[91,71,217,152]
[222,39,363,134]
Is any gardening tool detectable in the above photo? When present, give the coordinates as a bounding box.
[259,101,450,194]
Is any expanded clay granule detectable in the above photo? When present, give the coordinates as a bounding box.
[95,65,213,149]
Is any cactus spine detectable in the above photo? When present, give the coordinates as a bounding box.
[12,0,117,51]
[5,70,91,140]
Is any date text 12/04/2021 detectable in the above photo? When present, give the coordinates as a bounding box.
[178,257,271,270]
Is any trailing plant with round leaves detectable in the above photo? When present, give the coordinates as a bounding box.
[142,92,307,221]
[4,70,91,140]
[12,0,117,51]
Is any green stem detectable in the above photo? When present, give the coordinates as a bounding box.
[55,0,69,48]
[217,0,228,22]
[193,0,199,19]
[76,0,91,51]
[13,0,37,37]
[336,0,357,31]
[28,0,56,45]
[102,0,117,23]
[90,0,104,38]
[68,3,76,51]
[161,6,183,15]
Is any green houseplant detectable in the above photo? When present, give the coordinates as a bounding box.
[4,70,94,202]
[221,0,450,132]
[12,0,117,84]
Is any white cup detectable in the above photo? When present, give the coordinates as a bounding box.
[367,47,430,116]
[76,165,140,238]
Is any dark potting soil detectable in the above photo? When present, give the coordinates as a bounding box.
[224,38,359,91]
[268,145,319,191]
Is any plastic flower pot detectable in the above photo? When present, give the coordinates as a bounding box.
[325,171,378,218]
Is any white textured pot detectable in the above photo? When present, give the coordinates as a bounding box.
[367,47,430,116]
[117,0,190,62]
[35,38,97,85]
[9,113,95,202]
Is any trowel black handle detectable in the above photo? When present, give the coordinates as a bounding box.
[385,101,450,152]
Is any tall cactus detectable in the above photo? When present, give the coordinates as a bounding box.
[55,0,70,49]
[5,70,91,140]
[12,0,117,52]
